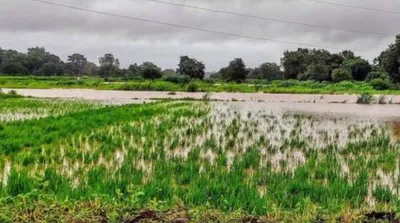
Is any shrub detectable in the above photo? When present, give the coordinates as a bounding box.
[296,72,309,81]
[203,79,215,84]
[331,81,359,91]
[332,68,352,82]
[378,95,387,104]
[277,80,299,88]
[0,90,21,98]
[56,80,84,86]
[162,75,190,84]
[393,83,400,90]
[123,75,145,81]
[202,92,212,101]
[8,90,17,95]
[366,71,390,82]
[186,82,199,92]
[311,81,329,89]
[357,92,375,104]
[369,78,391,90]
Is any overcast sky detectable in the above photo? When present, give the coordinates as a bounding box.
[1,0,399,71]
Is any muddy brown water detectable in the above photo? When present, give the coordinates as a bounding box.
[3,88,400,120]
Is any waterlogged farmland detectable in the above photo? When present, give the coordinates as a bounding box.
[0,98,104,122]
[0,98,400,222]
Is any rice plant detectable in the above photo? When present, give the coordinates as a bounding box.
[0,98,104,122]
[0,100,399,222]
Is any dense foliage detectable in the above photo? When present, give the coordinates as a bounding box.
[1,35,400,86]
[176,56,205,80]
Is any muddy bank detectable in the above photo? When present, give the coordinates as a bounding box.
[3,88,400,104]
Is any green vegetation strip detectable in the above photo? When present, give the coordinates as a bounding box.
[3,76,400,95]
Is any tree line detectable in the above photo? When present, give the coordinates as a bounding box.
[1,35,400,88]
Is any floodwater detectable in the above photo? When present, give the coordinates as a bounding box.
[2,88,400,120]
[214,102,400,121]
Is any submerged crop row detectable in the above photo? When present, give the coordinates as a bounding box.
[0,100,399,222]
[0,98,105,123]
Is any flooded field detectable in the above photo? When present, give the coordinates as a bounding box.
[3,88,400,120]
[0,98,104,122]
[1,95,400,222]
[4,88,400,104]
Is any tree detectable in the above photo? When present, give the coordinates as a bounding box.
[224,58,248,83]
[341,58,371,81]
[0,49,29,75]
[128,63,140,75]
[84,62,99,76]
[298,63,330,81]
[249,62,283,80]
[176,56,205,80]
[41,62,64,76]
[332,68,352,82]
[26,47,49,73]
[24,47,64,76]
[0,48,4,65]
[366,71,390,82]
[99,53,120,80]
[116,68,131,78]
[67,53,87,76]
[281,48,309,79]
[375,35,400,83]
[281,48,355,81]
[210,70,224,80]
[339,50,355,60]
[163,69,178,76]
[140,62,162,80]
[1,60,28,75]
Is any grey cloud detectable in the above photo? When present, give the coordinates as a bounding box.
[0,0,399,71]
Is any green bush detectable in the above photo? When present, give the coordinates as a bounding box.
[366,71,390,82]
[162,74,190,84]
[310,81,329,89]
[118,81,181,92]
[186,82,199,92]
[56,80,85,86]
[203,79,215,84]
[331,81,357,90]
[369,78,391,90]
[277,80,300,88]
[8,90,17,95]
[332,68,352,82]
[123,75,145,81]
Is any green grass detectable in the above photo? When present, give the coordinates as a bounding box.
[2,75,400,95]
[0,98,400,222]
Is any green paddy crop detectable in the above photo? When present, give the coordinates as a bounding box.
[0,98,104,123]
[0,100,399,222]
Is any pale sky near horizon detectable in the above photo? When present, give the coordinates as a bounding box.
[1,0,399,71]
